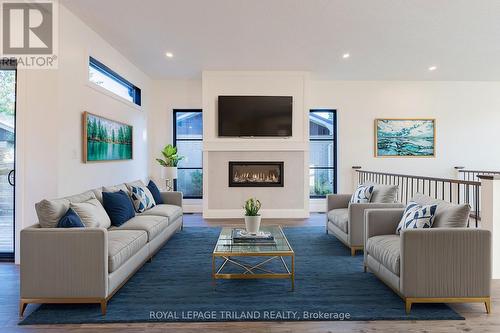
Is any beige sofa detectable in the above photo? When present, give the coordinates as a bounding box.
[326,184,404,255]
[20,181,183,316]
[364,194,491,313]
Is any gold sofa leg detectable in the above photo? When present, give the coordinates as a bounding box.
[350,246,363,256]
[405,299,412,314]
[405,297,491,314]
[100,300,107,315]
[485,298,492,314]
[19,300,27,317]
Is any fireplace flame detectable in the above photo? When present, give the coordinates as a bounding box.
[233,170,279,183]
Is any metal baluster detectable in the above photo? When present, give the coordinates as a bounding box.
[405,177,409,204]
[475,185,480,228]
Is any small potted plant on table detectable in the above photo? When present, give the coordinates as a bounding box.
[244,197,262,234]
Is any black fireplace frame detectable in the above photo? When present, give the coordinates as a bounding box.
[228,161,284,187]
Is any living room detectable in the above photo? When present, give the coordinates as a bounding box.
[1,0,500,332]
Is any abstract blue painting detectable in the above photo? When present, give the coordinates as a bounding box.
[375,119,435,157]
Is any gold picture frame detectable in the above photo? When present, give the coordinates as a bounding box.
[82,111,133,163]
[374,118,436,158]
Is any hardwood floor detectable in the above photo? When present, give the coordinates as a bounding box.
[2,213,498,332]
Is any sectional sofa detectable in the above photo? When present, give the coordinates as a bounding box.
[19,180,183,316]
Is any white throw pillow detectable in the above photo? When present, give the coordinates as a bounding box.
[396,201,437,234]
[70,198,111,229]
[350,185,374,204]
[129,185,156,213]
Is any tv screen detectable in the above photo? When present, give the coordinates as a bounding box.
[218,96,293,137]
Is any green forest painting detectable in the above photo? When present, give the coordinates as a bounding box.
[84,112,133,162]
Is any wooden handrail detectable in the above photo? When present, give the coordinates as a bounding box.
[458,169,500,174]
[354,168,482,227]
[355,170,481,186]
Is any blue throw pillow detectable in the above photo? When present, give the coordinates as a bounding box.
[102,190,135,226]
[147,180,163,204]
[57,208,85,228]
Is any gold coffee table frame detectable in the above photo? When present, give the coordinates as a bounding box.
[212,226,295,290]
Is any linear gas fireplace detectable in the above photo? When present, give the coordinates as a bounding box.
[229,161,284,187]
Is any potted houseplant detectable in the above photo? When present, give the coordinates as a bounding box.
[243,197,262,234]
[156,144,184,183]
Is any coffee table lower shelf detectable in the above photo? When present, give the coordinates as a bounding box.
[212,253,295,290]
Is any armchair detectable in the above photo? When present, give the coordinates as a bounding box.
[364,201,491,313]
[326,184,403,255]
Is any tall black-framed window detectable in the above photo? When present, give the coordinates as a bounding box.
[173,110,203,199]
[309,109,337,198]
[0,59,17,261]
[88,56,141,106]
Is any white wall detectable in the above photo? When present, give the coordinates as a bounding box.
[56,5,151,195]
[309,81,500,194]
[151,78,500,214]
[202,71,310,218]
[148,79,202,185]
[15,4,152,262]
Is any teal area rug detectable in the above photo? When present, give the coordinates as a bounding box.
[20,227,463,324]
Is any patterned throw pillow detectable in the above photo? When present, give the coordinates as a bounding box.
[129,185,156,213]
[396,202,437,234]
[350,185,375,203]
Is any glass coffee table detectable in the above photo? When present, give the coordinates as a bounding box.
[212,226,295,290]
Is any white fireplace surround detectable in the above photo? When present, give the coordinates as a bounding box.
[202,71,310,218]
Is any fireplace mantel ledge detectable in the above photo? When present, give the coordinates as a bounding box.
[203,141,308,152]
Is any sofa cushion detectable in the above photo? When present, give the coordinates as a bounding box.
[327,208,349,233]
[147,180,163,204]
[396,202,437,234]
[139,204,182,222]
[103,183,129,194]
[411,193,471,228]
[366,235,401,276]
[129,185,156,213]
[70,198,111,228]
[35,191,96,228]
[108,230,148,273]
[92,187,104,203]
[350,185,374,204]
[364,183,398,203]
[126,180,146,191]
[102,190,136,227]
[113,215,168,241]
[56,208,85,228]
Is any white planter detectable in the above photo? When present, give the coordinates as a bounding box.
[161,166,178,180]
[244,215,262,234]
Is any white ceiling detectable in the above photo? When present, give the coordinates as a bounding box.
[62,0,500,80]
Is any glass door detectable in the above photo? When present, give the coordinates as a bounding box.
[0,64,16,260]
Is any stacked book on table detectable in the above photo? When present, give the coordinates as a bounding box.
[231,229,276,246]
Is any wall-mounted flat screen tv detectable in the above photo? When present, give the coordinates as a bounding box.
[218,96,293,137]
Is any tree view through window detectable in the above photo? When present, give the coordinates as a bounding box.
[174,110,203,198]
[309,110,337,197]
[0,67,16,257]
